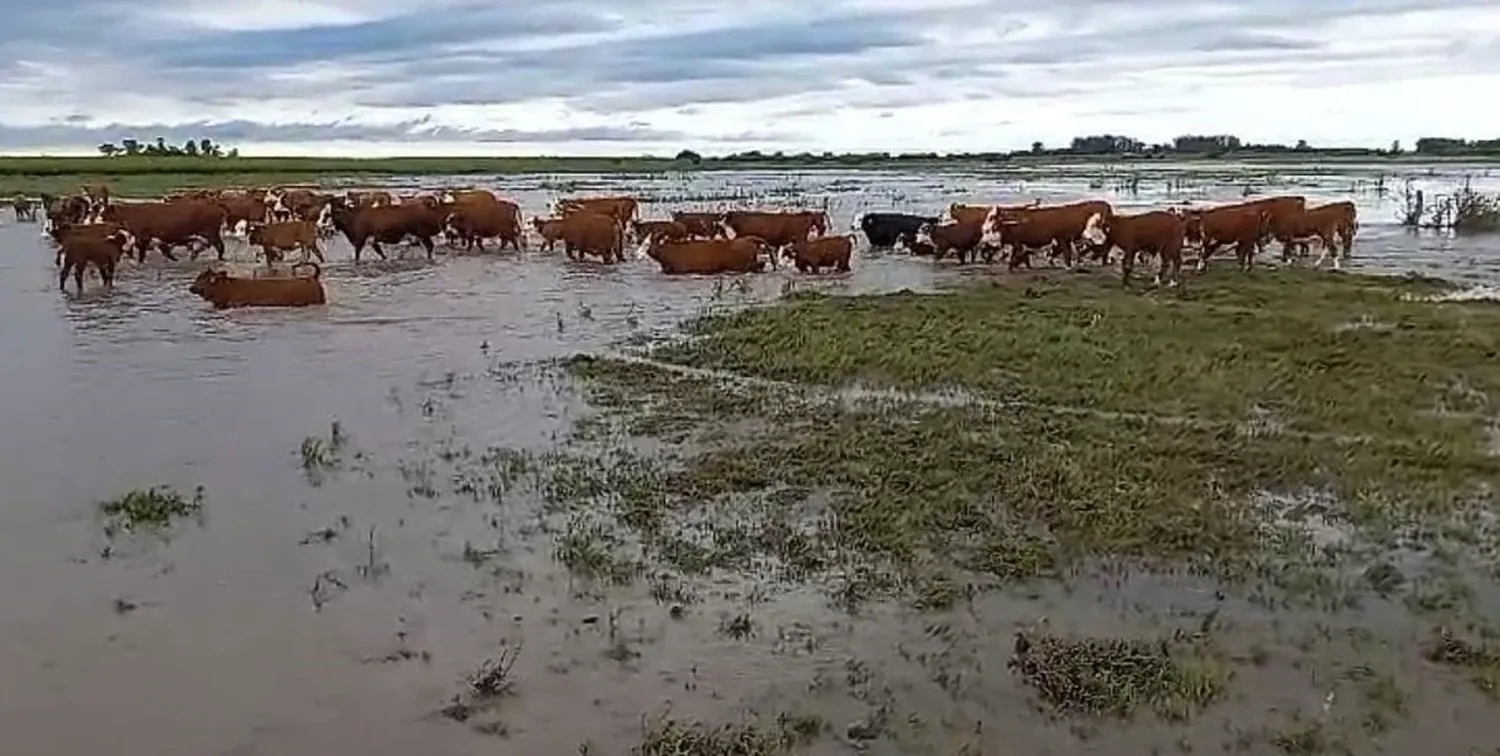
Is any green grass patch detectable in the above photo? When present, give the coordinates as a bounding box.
[538,268,1500,608]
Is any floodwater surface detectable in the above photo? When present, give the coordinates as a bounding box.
[3,165,1500,755]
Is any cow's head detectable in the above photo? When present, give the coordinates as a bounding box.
[979,208,1012,249]
[189,268,231,299]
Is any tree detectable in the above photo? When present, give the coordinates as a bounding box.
[675,149,702,164]
[121,138,140,155]
[1294,139,1309,151]
[154,136,167,154]
[1031,141,1043,153]
[200,138,216,157]
[98,143,121,157]
[1390,140,1402,155]
[184,139,199,156]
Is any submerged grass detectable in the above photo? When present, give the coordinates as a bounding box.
[1009,629,1228,720]
[100,484,205,533]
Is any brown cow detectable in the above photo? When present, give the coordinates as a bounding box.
[782,235,854,273]
[638,237,768,274]
[630,219,689,244]
[1186,195,1306,269]
[556,196,638,227]
[914,219,985,263]
[442,201,525,252]
[1268,201,1358,268]
[217,192,273,237]
[247,220,324,265]
[981,201,1112,269]
[189,262,327,309]
[11,197,37,222]
[58,224,134,293]
[328,199,444,262]
[670,211,727,239]
[1101,211,1186,287]
[723,210,828,244]
[532,217,567,252]
[98,200,228,262]
[554,211,625,263]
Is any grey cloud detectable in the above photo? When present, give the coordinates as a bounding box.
[0,119,691,149]
[0,0,1495,149]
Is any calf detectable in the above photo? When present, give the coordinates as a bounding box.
[11,198,37,222]
[915,220,985,263]
[1102,211,1186,287]
[532,217,567,252]
[857,212,939,248]
[783,235,854,273]
[247,220,324,266]
[189,262,327,309]
[638,237,768,274]
[58,224,134,294]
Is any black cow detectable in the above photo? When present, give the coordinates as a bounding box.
[856,212,941,249]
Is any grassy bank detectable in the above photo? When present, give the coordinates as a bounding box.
[526,267,1500,752]
[1,152,1495,198]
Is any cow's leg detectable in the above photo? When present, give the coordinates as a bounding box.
[59,259,73,291]
[1120,248,1136,287]
[102,259,116,288]
[419,236,435,260]
[73,263,86,293]
[156,239,180,263]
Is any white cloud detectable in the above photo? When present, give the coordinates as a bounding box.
[0,0,1497,155]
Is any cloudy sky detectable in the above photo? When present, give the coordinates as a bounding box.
[1,0,1497,156]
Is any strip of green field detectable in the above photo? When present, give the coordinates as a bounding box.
[0,152,1493,198]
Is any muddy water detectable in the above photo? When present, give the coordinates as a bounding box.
[2,164,1499,755]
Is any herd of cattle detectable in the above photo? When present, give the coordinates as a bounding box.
[6,185,1359,308]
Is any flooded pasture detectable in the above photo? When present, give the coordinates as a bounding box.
[4,163,1500,755]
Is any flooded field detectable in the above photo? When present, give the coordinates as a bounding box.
[4,163,1500,755]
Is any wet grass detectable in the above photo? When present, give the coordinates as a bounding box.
[633,712,821,756]
[507,265,1500,748]
[1010,629,1228,720]
[99,484,205,534]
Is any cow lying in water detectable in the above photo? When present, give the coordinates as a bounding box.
[189,262,327,309]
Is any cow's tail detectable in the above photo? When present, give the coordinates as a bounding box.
[292,261,322,279]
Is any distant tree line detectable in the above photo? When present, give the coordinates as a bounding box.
[688,134,1500,164]
[97,137,239,158]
